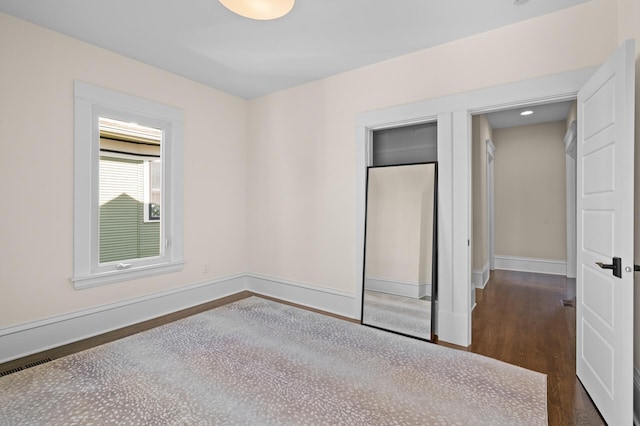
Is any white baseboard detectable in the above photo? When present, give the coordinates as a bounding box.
[472,262,490,289]
[1,270,474,363]
[246,273,355,319]
[0,273,358,364]
[0,274,248,364]
[494,255,566,276]
[634,366,640,425]
[8,270,491,364]
[364,276,430,299]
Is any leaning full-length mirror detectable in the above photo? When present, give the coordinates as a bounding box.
[361,162,437,341]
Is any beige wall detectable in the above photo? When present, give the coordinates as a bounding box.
[0,13,248,327]
[248,0,617,293]
[472,115,493,271]
[474,107,576,274]
[493,122,567,260]
[364,165,435,284]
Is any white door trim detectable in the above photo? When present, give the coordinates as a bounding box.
[565,120,577,279]
[486,139,496,271]
[356,66,596,346]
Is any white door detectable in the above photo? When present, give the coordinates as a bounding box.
[576,39,635,425]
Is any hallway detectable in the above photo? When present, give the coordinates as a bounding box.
[469,270,604,425]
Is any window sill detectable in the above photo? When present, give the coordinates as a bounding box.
[71,261,184,290]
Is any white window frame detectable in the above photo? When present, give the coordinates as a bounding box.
[72,81,184,289]
[143,159,161,223]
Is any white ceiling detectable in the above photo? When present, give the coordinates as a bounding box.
[0,0,591,99]
[484,100,575,129]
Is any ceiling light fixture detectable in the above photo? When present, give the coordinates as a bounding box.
[219,0,295,20]
[520,110,534,116]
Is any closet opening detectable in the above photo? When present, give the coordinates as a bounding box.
[361,121,439,342]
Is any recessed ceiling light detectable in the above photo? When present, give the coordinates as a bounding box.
[520,110,534,116]
[219,0,295,20]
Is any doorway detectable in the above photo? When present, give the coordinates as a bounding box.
[355,67,595,347]
[471,99,577,297]
[356,44,634,422]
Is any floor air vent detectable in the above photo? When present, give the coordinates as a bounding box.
[0,358,52,377]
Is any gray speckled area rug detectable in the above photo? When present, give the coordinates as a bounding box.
[362,290,432,339]
[0,297,547,425]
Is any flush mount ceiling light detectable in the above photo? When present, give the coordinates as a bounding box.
[520,110,534,116]
[219,0,295,20]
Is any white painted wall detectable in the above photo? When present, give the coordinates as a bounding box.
[0,13,248,328]
[247,0,616,297]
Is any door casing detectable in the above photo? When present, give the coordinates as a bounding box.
[355,66,597,347]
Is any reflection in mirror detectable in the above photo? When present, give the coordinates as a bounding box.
[361,163,437,341]
[98,117,162,264]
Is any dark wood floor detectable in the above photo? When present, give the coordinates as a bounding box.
[0,274,605,425]
[468,270,605,426]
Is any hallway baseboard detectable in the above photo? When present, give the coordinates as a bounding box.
[494,255,566,276]
[472,262,490,289]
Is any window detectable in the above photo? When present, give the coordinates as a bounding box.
[72,81,184,289]
[98,117,162,262]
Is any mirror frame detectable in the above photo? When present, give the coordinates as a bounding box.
[360,161,438,342]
